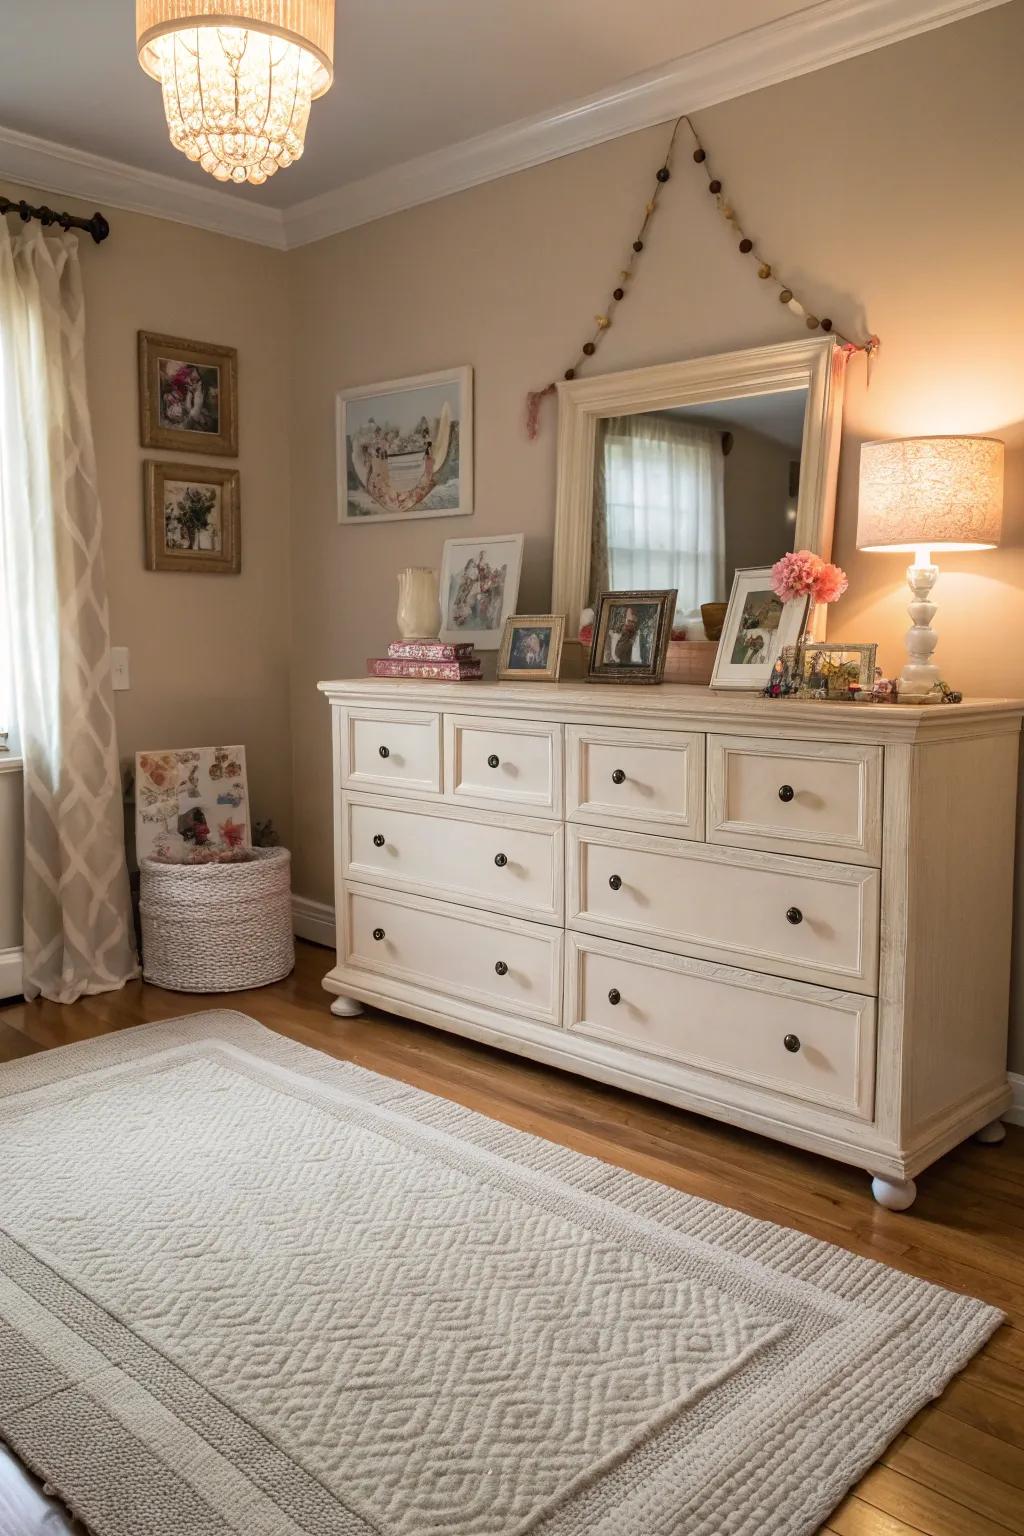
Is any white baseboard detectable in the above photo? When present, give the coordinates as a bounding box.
[292,896,336,950]
[0,946,24,1001]
[1007,1072,1024,1127]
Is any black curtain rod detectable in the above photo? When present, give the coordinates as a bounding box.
[0,197,109,244]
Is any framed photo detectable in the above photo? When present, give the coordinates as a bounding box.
[497,615,565,681]
[711,567,809,690]
[139,331,238,456]
[586,590,676,684]
[337,366,473,524]
[135,746,249,863]
[790,642,878,700]
[439,534,523,650]
[144,461,241,574]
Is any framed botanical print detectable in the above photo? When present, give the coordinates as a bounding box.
[586,590,676,684]
[497,615,565,681]
[789,642,878,700]
[144,461,241,574]
[139,331,238,456]
[438,533,523,649]
[337,366,473,524]
[711,566,809,691]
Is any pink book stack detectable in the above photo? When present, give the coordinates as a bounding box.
[367,640,482,681]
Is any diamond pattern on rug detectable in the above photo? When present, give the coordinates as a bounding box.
[0,1054,783,1535]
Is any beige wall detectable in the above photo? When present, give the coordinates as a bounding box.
[722,426,795,578]
[287,3,1024,1062]
[0,182,294,847]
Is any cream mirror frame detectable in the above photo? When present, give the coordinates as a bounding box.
[551,337,847,645]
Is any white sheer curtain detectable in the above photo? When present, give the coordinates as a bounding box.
[0,220,138,1002]
[601,414,725,616]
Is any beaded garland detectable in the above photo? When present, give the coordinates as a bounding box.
[525,115,879,439]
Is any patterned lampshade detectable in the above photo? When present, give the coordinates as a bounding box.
[857,436,1004,552]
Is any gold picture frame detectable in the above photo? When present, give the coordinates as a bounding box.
[586,590,676,684]
[144,461,241,575]
[497,615,565,681]
[139,330,238,456]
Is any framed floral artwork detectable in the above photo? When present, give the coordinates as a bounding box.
[711,566,809,691]
[439,533,523,649]
[337,366,473,524]
[139,331,238,456]
[144,461,241,574]
[790,642,878,700]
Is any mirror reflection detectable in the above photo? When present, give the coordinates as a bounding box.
[590,387,808,621]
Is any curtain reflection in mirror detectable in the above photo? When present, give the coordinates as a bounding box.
[592,414,725,623]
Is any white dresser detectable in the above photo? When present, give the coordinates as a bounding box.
[319,679,1022,1208]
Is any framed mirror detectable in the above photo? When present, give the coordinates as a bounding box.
[551,338,847,645]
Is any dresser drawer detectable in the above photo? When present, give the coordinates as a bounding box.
[707,735,882,866]
[343,797,563,925]
[566,934,876,1121]
[343,885,561,1025]
[566,726,704,839]
[444,715,562,816]
[568,825,879,993]
[340,708,441,798]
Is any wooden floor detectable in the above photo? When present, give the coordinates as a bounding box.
[1,939,1023,1536]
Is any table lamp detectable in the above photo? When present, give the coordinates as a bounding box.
[857,436,1003,702]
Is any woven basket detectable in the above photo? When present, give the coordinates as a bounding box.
[140,848,294,992]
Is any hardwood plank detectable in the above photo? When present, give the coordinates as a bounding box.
[827,1495,933,1535]
[855,1465,1015,1536]
[883,1434,1024,1532]
[940,1379,1024,1453]
[908,1406,1024,1490]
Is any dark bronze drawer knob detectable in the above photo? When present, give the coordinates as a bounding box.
[608,874,622,891]
[378,745,390,759]
[487,754,500,768]
[778,783,794,802]
[611,768,626,785]
[608,987,621,1005]
[786,906,803,925]
[373,834,385,847]
[784,1033,801,1053]
[494,960,508,976]
[494,852,508,867]
[372,927,385,942]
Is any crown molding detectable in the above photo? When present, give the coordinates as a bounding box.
[0,124,288,249]
[0,0,1009,251]
[282,0,1009,247]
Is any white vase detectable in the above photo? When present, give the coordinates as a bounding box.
[396,567,441,640]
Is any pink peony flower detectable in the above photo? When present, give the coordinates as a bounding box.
[771,550,848,606]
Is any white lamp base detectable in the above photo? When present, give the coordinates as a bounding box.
[897,555,941,704]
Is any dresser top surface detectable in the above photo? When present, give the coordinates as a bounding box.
[319,678,1024,743]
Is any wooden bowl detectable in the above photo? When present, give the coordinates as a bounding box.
[701,603,727,642]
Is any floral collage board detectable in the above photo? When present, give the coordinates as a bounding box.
[135,746,250,864]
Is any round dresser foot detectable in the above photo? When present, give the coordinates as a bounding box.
[975,1118,1007,1145]
[871,1175,918,1211]
[329,994,363,1018]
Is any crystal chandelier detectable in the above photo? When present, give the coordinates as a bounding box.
[136,2,335,186]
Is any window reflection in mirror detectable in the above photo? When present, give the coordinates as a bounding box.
[590,387,808,622]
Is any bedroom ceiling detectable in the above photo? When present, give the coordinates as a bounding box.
[4,0,829,207]
[0,0,1008,243]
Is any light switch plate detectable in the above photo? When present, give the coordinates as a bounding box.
[111,647,131,692]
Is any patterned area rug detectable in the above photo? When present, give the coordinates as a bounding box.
[0,1012,1001,1536]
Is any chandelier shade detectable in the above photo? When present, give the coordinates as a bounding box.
[137,1,335,186]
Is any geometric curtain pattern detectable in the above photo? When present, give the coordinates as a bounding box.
[0,220,138,1001]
